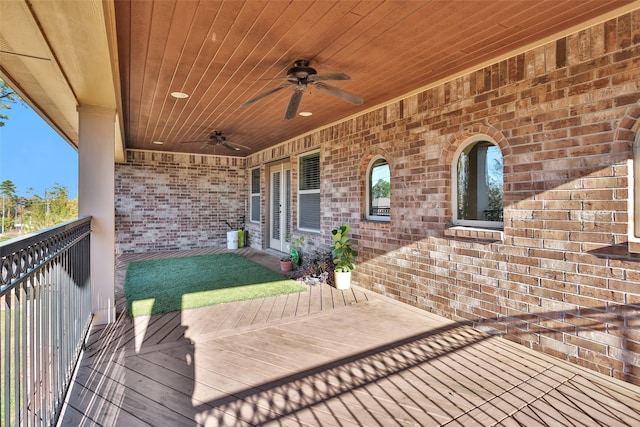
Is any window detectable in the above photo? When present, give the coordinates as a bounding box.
[454,138,503,228]
[367,157,391,221]
[250,168,260,222]
[298,152,320,231]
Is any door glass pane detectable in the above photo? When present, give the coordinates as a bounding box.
[272,171,280,239]
[285,169,291,238]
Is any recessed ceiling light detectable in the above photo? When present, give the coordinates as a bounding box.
[299,111,312,117]
[152,140,164,145]
[170,91,189,99]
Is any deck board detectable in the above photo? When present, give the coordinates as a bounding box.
[281,291,301,319]
[266,294,289,322]
[307,284,323,314]
[233,297,265,329]
[61,247,640,427]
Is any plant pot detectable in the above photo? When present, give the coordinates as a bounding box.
[280,260,293,272]
[226,230,239,249]
[334,270,351,290]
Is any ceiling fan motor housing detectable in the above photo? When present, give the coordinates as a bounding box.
[288,59,317,80]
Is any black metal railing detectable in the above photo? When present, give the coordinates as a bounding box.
[1,217,92,426]
[370,207,390,217]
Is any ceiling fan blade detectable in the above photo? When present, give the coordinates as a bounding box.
[180,139,209,144]
[241,83,291,107]
[309,72,351,82]
[314,82,363,105]
[284,89,304,120]
[219,141,241,151]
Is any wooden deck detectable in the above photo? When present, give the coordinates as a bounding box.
[59,248,640,426]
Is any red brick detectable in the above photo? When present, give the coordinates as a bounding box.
[117,12,640,388]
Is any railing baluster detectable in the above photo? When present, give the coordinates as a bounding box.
[20,285,27,427]
[3,292,11,426]
[28,279,35,427]
[14,286,20,425]
[36,280,41,427]
[1,217,92,426]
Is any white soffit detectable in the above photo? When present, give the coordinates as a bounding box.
[0,0,123,161]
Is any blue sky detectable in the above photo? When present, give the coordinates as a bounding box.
[0,103,78,199]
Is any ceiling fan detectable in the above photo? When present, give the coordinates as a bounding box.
[179,131,248,151]
[241,59,364,120]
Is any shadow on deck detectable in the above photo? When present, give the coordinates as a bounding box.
[59,248,640,426]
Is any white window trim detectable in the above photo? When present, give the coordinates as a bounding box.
[249,167,260,223]
[297,150,321,233]
[366,155,391,222]
[629,135,640,253]
[451,133,504,229]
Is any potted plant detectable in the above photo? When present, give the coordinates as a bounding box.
[330,223,358,290]
[279,255,295,272]
[281,234,305,272]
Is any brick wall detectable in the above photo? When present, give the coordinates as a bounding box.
[244,12,640,385]
[115,150,246,253]
[116,12,640,385]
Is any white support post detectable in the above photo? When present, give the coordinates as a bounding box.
[78,104,116,325]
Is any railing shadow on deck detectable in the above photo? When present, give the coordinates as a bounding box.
[193,322,490,426]
[70,248,640,427]
[186,304,640,426]
[70,297,640,426]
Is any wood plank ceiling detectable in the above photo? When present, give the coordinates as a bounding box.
[114,0,635,157]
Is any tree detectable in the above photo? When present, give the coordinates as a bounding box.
[371,178,390,199]
[0,78,23,127]
[487,156,504,221]
[0,179,17,233]
[26,183,77,231]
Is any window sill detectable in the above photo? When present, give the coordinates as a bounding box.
[360,219,391,231]
[363,217,390,223]
[296,228,321,235]
[445,225,504,242]
[630,240,640,254]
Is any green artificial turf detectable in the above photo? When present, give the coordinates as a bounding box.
[124,253,307,317]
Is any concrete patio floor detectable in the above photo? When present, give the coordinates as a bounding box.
[59,248,640,426]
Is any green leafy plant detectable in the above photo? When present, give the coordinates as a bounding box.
[330,224,358,272]
[285,234,305,266]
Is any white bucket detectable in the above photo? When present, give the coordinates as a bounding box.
[226,230,239,249]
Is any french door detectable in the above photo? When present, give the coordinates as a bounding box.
[269,163,291,252]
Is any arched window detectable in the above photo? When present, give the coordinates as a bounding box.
[366,157,390,221]
[453,137,503,228]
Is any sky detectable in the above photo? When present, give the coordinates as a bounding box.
[0,103,78,199]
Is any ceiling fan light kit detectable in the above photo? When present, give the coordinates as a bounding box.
[241,60,363,120]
